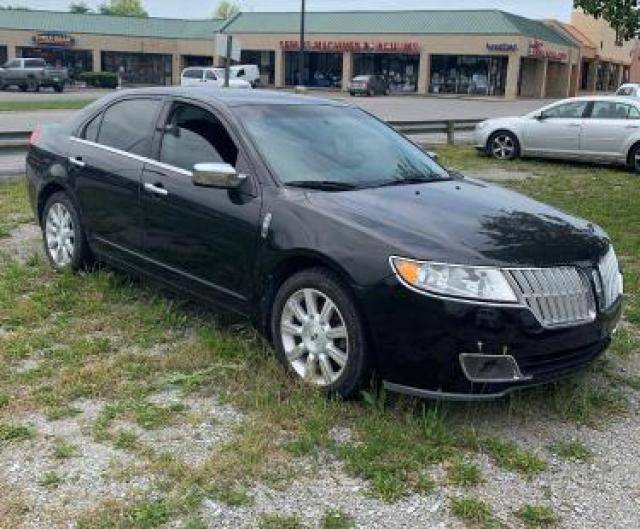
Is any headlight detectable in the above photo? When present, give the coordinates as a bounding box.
[391,257,518,303]
[477,121,488,130]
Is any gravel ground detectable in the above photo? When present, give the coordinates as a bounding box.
[2,220,639,529]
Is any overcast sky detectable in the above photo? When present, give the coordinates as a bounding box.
[3,0,574,21]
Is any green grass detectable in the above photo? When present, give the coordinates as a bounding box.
[0,423,34,442]
[0,98,96,112]
[447,459,484,487]
[259,514,307,529]
[515,504,558,528]
[76,499,171,529]
[0,180,32,237]
[114,431,139,451]
[321,510,355,529]
[549,439,592,463]
[52,437,76,459]
[39,471,64,490]
[450,496,502,529]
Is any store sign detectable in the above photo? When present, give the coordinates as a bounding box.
[486,43,518,52]
[528,39,567,61]
[280,40,421,53]
[33,33,75,48]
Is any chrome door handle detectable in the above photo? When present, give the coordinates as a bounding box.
[144,182,168,197]
[68,156,85,168]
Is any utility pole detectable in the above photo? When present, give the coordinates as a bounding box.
[224,34,232,88]
[298,0,306,86]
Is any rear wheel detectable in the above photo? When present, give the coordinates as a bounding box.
[488,131,519,160]
[42,192,92,271]
[54,84,64,93]
[368,88,375,97]
[271,268,370,399]
[19,84,27,92]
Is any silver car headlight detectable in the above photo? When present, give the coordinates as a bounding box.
[476,121,488,130]
[390,257,518,303]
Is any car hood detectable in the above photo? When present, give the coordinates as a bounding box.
[306,178,608,267]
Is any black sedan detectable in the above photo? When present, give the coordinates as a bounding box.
[26,87,623,400]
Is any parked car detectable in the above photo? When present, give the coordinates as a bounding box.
[0,58,68,92]
[475,96,640,172]
[180,67,252,89]
[216,64,261,87]
[615,83,640,97]
[349,75,389,96]
[27,88,623,400]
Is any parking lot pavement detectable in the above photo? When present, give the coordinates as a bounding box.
[0,109,72,131]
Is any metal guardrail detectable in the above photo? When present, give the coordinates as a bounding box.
[0,130,30,150]
[389,119,484,145]
[0,119,484,152]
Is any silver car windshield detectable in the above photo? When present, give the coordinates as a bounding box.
[235,104,449,187]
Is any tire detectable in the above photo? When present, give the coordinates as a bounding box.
[19,84,27,92]
[628,143,640,174]
[487,130,520,161]
[54,84,64,93]
[368,89,375,97]
[271,268,371,399]
[41,192,93,271]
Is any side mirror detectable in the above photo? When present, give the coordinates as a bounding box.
[192,163,246,189]
[534,113,547,121]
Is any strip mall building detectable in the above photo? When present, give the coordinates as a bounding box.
[0,8,635,98]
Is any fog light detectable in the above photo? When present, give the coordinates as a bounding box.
[459,354,531,383]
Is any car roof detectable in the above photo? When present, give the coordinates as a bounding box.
[102,86,350,108]
[554,95,640,105]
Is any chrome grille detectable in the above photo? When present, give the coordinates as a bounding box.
[507,267,596,328]
[598,247,622,309]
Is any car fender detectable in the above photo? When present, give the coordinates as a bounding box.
[623,131,640,159]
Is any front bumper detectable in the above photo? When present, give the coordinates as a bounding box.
[357,277,622,400]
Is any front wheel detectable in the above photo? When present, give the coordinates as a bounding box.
[271,268,370,399]
[42,192,92,271]
[54,84,64,93]
[488,131,520,160]
[629,143,640,174]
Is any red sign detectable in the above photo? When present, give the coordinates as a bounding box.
[280,40,421,53]
[528,39,567,62]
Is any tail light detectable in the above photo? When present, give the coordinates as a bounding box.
[29,127,42,146]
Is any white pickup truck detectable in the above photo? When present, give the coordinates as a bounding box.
[0,58,68,92]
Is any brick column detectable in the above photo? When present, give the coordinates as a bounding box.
[616,64,624,87]
[417,51,430,95]
[275,49,285,88]
[537,58,549,98]
[92,49,101,72]
[171,55,180,86]
[341,52,352,92]
[586,61,597,92]
[7,46,16,60]
[504,54,521,99]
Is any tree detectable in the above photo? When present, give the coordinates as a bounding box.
[214,1,240,19]
[69,2,92,13]
[99,0,148,17]
[574,0,640,45]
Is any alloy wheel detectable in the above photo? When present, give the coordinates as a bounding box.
[634,151,640,173]
[45,202,75,267]
[491,134,516,159]
[280,288,349,387]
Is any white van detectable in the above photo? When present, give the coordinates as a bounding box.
[180,67,252,89]
[212,65,261,87]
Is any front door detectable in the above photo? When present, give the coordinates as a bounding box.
[70,97,163,260]
[580,100,640,159]
[140,100,262,308]
[522,100,589,156]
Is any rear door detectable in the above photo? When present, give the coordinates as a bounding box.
[140,99,262,308]
[182,68,203,87]
[69,97,164,261]
[580,100,639,159]
[203,70,221,86]
[522,100,589,156]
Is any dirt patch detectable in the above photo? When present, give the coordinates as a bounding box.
[462,168,538,182]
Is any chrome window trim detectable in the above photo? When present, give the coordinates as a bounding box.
[70,136,193,177]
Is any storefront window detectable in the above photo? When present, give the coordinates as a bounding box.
[182,55,213,69]
[284,51,342,87]
[102,51,172,86]
[241,50,275,84]
[0,47,6,65]
[430,55,508,96]
[17,47,92,82]
[353,53,419,93]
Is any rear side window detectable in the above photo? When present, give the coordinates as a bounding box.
[617,87,635,96]
[159,103,238,172]
[183,69,203,79]
[542,101,588,119]
[3,59,19,68]
[629,106,640,119]
[590,101,632,119]
[97,99,162,156]
[205,70,217,80]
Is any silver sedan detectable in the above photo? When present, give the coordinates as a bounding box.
[474,96,640,172]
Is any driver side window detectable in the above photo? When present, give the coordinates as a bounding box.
[159,103,238,172]
[542,101,588,119]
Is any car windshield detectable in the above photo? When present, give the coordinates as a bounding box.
[235,104,450,188]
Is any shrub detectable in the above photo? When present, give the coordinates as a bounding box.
[79,72,118,89]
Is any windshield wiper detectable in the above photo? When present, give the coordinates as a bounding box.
[374,176,440,188]
[285,180,358,191]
